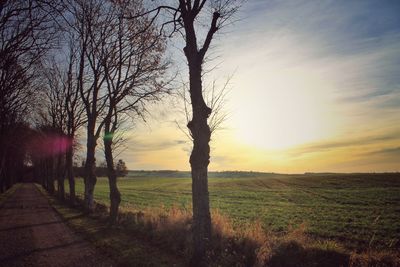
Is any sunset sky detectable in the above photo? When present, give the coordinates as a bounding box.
[118,0,400,173]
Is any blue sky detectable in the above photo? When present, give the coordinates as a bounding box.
[115,0,400,172]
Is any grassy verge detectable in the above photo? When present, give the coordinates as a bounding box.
[36,184,185,267]
[38,183,399,266]
[0,183,21,206]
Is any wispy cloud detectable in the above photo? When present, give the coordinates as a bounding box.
[364,147,400,157]
[289,130,400,157]
[127,139,187,153]
[116,0,400,172]
[222,0,400,99]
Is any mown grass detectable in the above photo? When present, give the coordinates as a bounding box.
[70,172,400,251]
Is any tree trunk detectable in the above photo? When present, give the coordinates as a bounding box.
[0,178,4,193]
[58,176,65,200]
[41,160,47,190]
[104,128,121,224]
[66,147,75,205]
[47,158,55,194]
[0,153,5,186]
[84,130,97,211]
[187,58,212,266]
[109,177,121,224]
[191,166,211,265]
[57,153,65,201]
[0,155,4,193]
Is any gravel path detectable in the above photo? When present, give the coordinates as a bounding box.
[0,183,113,267]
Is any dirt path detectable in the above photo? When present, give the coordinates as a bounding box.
[0,183,113,267]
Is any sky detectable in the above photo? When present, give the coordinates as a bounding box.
[118,0,400,173]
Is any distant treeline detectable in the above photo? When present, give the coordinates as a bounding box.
[125,170,282,178]
[125,170,400,179]
[74,166,127,178]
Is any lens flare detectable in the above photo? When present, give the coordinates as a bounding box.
[28,134,73,159]
[103,132,113,141]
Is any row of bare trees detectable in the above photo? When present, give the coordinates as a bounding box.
[0,0,59,191]
[1,0,239,265]
[26,0,169,227]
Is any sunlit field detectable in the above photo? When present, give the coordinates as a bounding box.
[71,172,400,250]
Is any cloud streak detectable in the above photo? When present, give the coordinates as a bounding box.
[364,147,400,157]
[114,0,400,172]
[126,139,188,153]
[289,130,400,157]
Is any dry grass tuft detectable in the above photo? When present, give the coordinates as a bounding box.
[116,205,400,266]
[211,209,235,238]
[349,250,400,267]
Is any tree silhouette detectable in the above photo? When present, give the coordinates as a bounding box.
[60,0,113,211]
[137,1,241,265]
[41,44,85,203]
[0,0,59,191]
[100,0,169,223]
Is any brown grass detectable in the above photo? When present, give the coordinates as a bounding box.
[61,193,399,266]
[115,204,398,266]
[349,251,400,267]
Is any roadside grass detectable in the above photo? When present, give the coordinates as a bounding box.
[70,173,400,250]
[0,183,21,206]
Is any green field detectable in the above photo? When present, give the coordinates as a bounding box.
[72,172,400,250]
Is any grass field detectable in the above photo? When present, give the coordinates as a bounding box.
[71,172,400,250]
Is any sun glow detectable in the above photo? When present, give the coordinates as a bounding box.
[231,63,339,150]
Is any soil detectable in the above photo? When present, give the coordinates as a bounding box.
[0,183,114,267]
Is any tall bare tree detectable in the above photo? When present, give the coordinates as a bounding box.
[41,42,85,203]
[138,1,240,264]
[63,40,86,205]
[101,1,169,223]
[61,0,115,210]
[43,65,68,199]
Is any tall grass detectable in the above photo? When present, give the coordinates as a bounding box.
[106,201,399,266]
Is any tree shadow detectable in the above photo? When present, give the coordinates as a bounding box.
[0,220,62,232]
[268,240,350,267]
[0,240,85,263]
[0,209,50,218]
[0,214,85,232]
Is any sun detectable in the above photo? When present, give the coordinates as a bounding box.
[231,66,339,150]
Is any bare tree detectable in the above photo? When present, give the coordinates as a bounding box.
[137,1,241,264]
[61,0,115,210]
[42,63,68,199]
[56,54,86,196]
[101,1,169,223]
[64,41,86,205]
[40,40,85,203]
